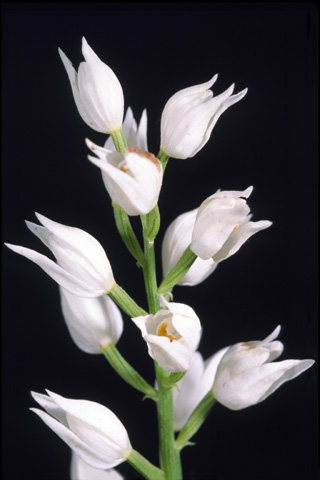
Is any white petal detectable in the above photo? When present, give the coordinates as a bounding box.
[213,359,314,410]
[33,214,115,291]
[173,352,205,430]
[31,391,68,427]
[58,48,105,132]
[60,288,123,353]
[71,452,124,480]
[80,38,124,132]
[136,109,148,151]
[31,408,114,469]
[5,243,106,297]
[46,391,132,465]
[213,219,272,262]
[191,197,250,260]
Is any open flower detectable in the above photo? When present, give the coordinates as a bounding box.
[31,390,132,470]
[162,209,217,286]
[71,452,124,480]
[60,287,123,353]
[212,326,315,410]
[160,75,247,159]
[86,141,163,216]
[5,213,115,297]
[191,186,272,261]
[59,37,124,134]
[132,302,201,372]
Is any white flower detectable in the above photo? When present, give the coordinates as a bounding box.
[162,209,217,286]
[71,452,124,480]
[132,301,201,372]
[59,37,124,134]
[104,106,148,151]
[31,390,132,470]
[60,287,123,354]
[190,186,272,261]
[172,348,228,431]
[160,75,247,159]
[86,141,163,216]
[5,213,115,297]
[212,326,315,410]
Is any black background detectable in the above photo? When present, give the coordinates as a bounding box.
[2,3,318,480]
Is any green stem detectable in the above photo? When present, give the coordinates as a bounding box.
[113,202,145,267]
[101,343,158,400]
[127,449,165,480]
[141,214,160,314]
[109,283,147,317]
[111,128,128,154]
[175,390,216,450]
[157,149,170,172]
[155,363,183,480]
[140,212,183,479]
[158,246,197,295]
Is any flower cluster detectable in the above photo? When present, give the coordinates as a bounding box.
[6,37,314,480]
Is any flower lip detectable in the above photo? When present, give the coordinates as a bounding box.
[132,302,201,372]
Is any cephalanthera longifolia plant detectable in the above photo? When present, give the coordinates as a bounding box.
[5,37,314,480]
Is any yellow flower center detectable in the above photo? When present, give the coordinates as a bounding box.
[156,321,179,341]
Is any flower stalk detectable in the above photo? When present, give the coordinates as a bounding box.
[175,390,216,450]
[101,343,158,400]
[111,128,128,154]
[113,202,145,267]
[108,283,147,317]
[127,449,165,480]
[158,246,197,294]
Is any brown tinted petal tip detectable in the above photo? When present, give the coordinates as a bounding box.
[126,146,162,172]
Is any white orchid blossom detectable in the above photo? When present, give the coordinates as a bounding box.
[60,288,123,354]
[212,326,315,410]
[5,213,115,297]
[59,37,124,134]
[160,75,247,159]
[191,186,272,261]
[132,301,201,373]
[86,141,163,216]
[31,390,132,470]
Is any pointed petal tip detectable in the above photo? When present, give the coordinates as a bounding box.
[85,138,94,150]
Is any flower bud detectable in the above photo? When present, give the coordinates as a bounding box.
[87,141,163,216]
[132,301,201,373]
[59,37,124,134]
[160,75,247,159]
[60,288,123,354]
[5,213,115,297]
[31,390,132,470]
